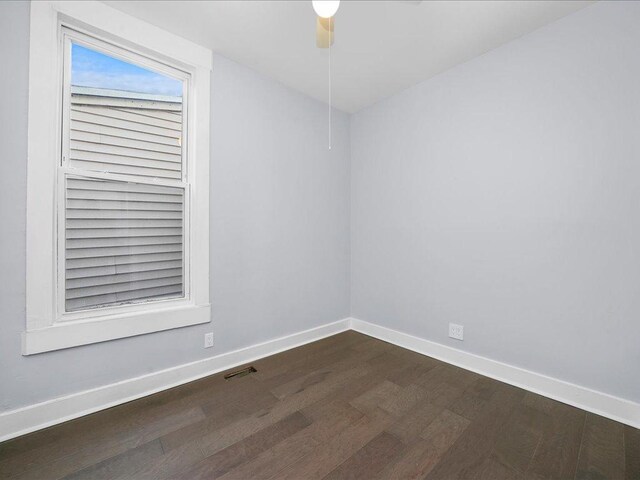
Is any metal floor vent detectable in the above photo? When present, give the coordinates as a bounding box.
[224,366,257,380]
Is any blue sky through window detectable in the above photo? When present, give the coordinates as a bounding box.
[71,43,183,97]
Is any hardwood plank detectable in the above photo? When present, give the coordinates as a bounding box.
[438,375,498,422]
[216,437,317,480]
[467,376,502,401]
[522,391,557,415]
[130,440,205,480]
[424,384,525,479]
[625,425,640,480]
[270,369,335,400]
[575,413,625,480]
[379,383,429,417]
[386,400,444,445]
[440,364,484,389]
[322,432,406,480]
[366,351,415,381]
[245,412,311,457]
[176,412,311,480]
[380,409,470,479]
[424,378,466,408]
[300,371,388,420]
[449,387,489,421]
[62,440,163,480]
[349,380,402,416]
[380,439,441,480]
[420,409,471,450]
[414,364,468,407]
[388,361,440,388]
[276,414,390,480]
[525,402,585,480]
[473,457,522,480]
[491,404,546,473]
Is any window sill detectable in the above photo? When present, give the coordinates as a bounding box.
[22,304,211,355]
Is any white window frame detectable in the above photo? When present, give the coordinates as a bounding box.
[58,28,192,320]
[24,1,212,355]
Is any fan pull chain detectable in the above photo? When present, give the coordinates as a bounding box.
[328,36,332,150]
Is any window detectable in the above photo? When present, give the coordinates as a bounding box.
[61,32,189,314]
[24,2,211,354]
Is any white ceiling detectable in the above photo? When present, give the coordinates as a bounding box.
[105,0,593,113]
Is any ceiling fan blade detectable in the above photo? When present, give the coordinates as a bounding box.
[316,16,334,48]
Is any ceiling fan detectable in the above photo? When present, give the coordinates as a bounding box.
[312,0,339,48]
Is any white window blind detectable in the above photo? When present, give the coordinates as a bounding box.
[64,176,185,311]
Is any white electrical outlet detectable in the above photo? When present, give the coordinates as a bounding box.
[204,332,214,348]
[449,323,464,341]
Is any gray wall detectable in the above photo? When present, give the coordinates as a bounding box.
[0,1,350,411]
[2,0,638,413]
[351,1,640,403]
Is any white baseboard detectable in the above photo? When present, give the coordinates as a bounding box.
[2,316,637,442]
[0,318,350,442]
[350,317,640,429]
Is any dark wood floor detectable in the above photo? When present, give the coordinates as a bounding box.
[1,331,638,479]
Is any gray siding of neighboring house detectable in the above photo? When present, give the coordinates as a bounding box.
[69,88,183,179]
[65,88,186,311]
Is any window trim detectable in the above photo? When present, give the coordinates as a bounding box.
[24,1,212,355]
